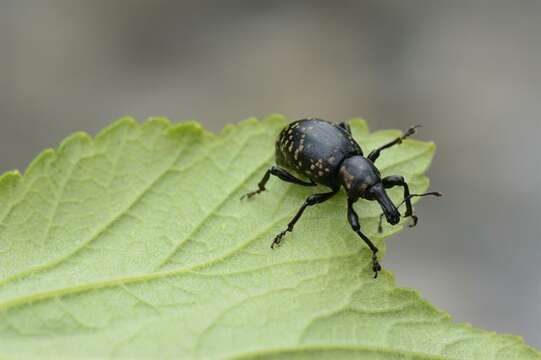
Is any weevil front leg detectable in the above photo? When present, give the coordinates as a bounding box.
[272,190,337,248]
[380,175,442,231]
[368,125,420,162]
[347,199,381,278]
[381,176,415,224]
[241,165,316,200]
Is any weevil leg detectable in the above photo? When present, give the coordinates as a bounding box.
[241,165,316,200]
[381,175,442,229]
[338,122,352,134]
[347,199,381,278]
[271,190,337,248]
[382,175,414,221]
[367,125,420,162]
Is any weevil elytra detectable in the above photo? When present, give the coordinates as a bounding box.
[242,118,441,278]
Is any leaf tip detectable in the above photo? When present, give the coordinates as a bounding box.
[144,116,172,129]
[58,131,93,153]
[237,116,259,127]
[349,117,369,133]
[349,117,368,126]
[0,169,22,190]
[96,116,139,140]
[23,148,56,179]
[263,113,287,125]
[169,120,206,139]
[221,114,286,136]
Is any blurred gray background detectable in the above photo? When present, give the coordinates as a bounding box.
[1,0,540,348]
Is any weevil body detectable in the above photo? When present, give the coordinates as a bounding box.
[242,118,441,278]
[275,119,361,189]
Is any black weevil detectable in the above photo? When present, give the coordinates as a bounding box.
[242,118,441,278]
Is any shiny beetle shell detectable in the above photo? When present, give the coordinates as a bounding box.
[275,119,362,189]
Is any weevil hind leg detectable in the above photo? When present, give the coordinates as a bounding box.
[241,165,316,200]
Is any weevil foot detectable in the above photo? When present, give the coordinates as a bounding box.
[408,214,419,228]
[405,124,421,137]
[372,253,382,278]
[271,230,288,248]
[240,188,265,200]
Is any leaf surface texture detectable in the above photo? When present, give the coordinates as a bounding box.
[0,115,538,359]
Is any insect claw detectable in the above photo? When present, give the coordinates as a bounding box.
[271,230,287,248]
[403,124,418,137]
[371,254,381,278]
[408,215,419,227]
[240,189,263,200]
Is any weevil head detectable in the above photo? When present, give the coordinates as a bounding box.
[339,155,380,200]
[339,155,400,225]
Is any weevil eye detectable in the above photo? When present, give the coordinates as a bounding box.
[356,182,370,197]
[363,183,378,200]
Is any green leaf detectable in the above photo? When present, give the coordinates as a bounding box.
[0,115,538,359]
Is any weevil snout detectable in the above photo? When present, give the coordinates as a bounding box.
[370,184,400,225]
[385,208,400,225]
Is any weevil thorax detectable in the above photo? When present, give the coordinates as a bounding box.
[339,155,381,200]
